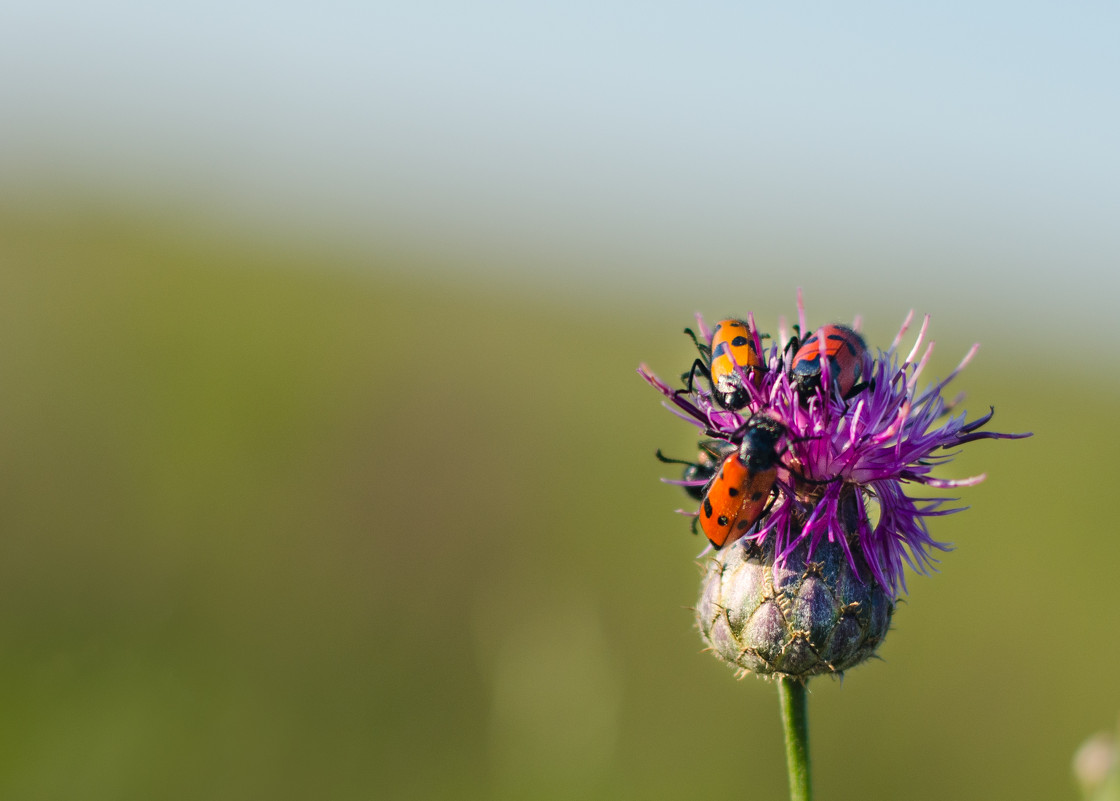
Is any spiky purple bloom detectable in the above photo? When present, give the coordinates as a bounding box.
[640,300,1029,598]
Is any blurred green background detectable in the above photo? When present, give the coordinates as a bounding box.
[3,3,1119,799]
[0,199,1112,800]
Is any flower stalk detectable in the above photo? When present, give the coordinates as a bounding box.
[779,678,811,801]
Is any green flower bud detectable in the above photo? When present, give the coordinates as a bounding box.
[696,514,894,680]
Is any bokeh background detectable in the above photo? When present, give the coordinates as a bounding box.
[1,3,1117,799]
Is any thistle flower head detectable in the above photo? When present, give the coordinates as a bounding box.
[640,297,1030,598]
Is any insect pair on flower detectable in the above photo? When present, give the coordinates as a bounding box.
[679,317,869,410]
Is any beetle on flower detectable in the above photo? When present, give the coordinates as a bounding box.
[640,298,1029,681]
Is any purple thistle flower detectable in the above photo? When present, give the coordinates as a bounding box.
[640,298,1029,598]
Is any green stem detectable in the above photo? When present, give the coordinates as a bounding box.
[778,677,812,801]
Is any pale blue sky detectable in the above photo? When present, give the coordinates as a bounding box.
[1,2,1117,339]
